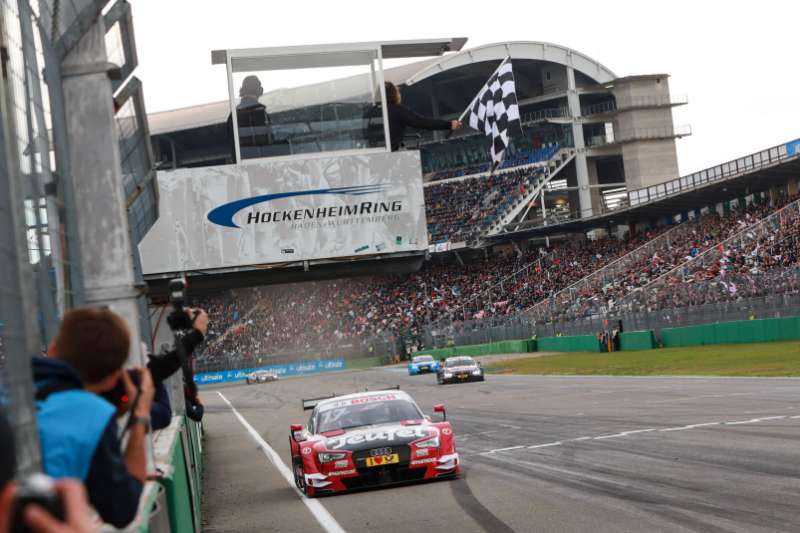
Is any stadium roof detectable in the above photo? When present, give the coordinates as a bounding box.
[149,40,617,136]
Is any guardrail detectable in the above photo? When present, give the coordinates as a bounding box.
[629,139,795,207]
[507,137,800,233]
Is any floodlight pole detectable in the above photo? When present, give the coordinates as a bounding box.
[59,19,145,367]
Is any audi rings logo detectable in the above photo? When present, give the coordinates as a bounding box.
[369,447,392,457]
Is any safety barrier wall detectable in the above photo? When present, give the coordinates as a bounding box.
[661,316,800,347]
[619,331,656,351]
[146,415,204,532]
[195,357,346,385]
[537,335,600,353]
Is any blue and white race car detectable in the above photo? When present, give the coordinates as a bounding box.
[408,355,440,375]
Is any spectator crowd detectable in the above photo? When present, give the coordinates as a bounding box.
[425,165,548,243]
[192,192,800,367]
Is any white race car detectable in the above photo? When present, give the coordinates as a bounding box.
[245,370,278,384]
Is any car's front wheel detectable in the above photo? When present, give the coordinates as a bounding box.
[292,458,305,491]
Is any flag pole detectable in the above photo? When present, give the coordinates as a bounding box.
[457,56,511,123]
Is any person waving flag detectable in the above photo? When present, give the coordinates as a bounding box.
[460,57,522,172]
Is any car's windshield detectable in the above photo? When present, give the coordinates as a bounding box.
[446,357,474,368]
[315,397,423,433]
[413,356,434,363]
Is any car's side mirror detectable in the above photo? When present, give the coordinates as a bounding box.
[433,403,446,421]
[290,423,304,442]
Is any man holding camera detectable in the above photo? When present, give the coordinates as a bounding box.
[32,306,206,528]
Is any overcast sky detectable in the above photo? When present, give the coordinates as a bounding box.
[133,0,799,176]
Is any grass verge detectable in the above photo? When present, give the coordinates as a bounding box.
[486,341,800,377]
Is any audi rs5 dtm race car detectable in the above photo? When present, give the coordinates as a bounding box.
[437,356,485,384]
[407,355,440,375]
[289,388,459,496]
[245,370,278,384]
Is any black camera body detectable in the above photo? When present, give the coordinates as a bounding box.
[166,278,194,330]
[10,474,64,533]
[100,368,140,411]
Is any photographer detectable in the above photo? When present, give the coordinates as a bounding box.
[32,308,150,528]
[147,307,208,429]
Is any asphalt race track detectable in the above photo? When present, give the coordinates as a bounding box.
[200,368,800,533]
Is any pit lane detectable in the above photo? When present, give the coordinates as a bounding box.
[200,368,800,533]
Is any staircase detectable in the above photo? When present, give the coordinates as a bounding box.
[484,148,576,237]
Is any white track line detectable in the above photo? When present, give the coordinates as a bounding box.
[528,441,562,449]
[217,392,346,533]
[478,415,795,456]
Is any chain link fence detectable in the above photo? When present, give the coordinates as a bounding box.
[0,0,88,475]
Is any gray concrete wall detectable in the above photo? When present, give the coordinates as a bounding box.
[611,76,681,190]
[619,140,681,189]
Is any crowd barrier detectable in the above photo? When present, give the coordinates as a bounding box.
[137,415,203,533]
[661,316,800,347]
[194,357,346,385]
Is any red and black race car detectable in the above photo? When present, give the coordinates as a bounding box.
[288,388,460,497]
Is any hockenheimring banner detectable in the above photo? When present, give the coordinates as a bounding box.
[139,151,428,274]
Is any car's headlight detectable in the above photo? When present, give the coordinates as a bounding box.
[415,434,440,448]
[472,368,482,375]
[443,371,452,377]
[318,452,348,463]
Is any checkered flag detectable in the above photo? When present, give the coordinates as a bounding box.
[462,57,521,171]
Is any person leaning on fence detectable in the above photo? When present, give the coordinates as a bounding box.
[31,308,152,528]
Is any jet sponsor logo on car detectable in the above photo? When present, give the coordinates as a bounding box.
[326,426,432,450]
[410,458,437,466]
[441,427,452,436]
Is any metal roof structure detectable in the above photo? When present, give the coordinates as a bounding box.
[148,40,614,136]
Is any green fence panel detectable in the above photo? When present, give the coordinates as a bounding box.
[527,339,538,352]
[158,419,195,533]
[619,331,655,351]
[413,338,534,359]
[538,335,600,352]
[662,315,800,347]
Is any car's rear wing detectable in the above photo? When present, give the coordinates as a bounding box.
[301,386,402,410]
[301,394,336,411]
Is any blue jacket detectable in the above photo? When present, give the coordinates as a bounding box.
[33,357,142,528]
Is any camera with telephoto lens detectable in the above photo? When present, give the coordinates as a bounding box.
[9,474,64,533]
[166,278,194,331]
